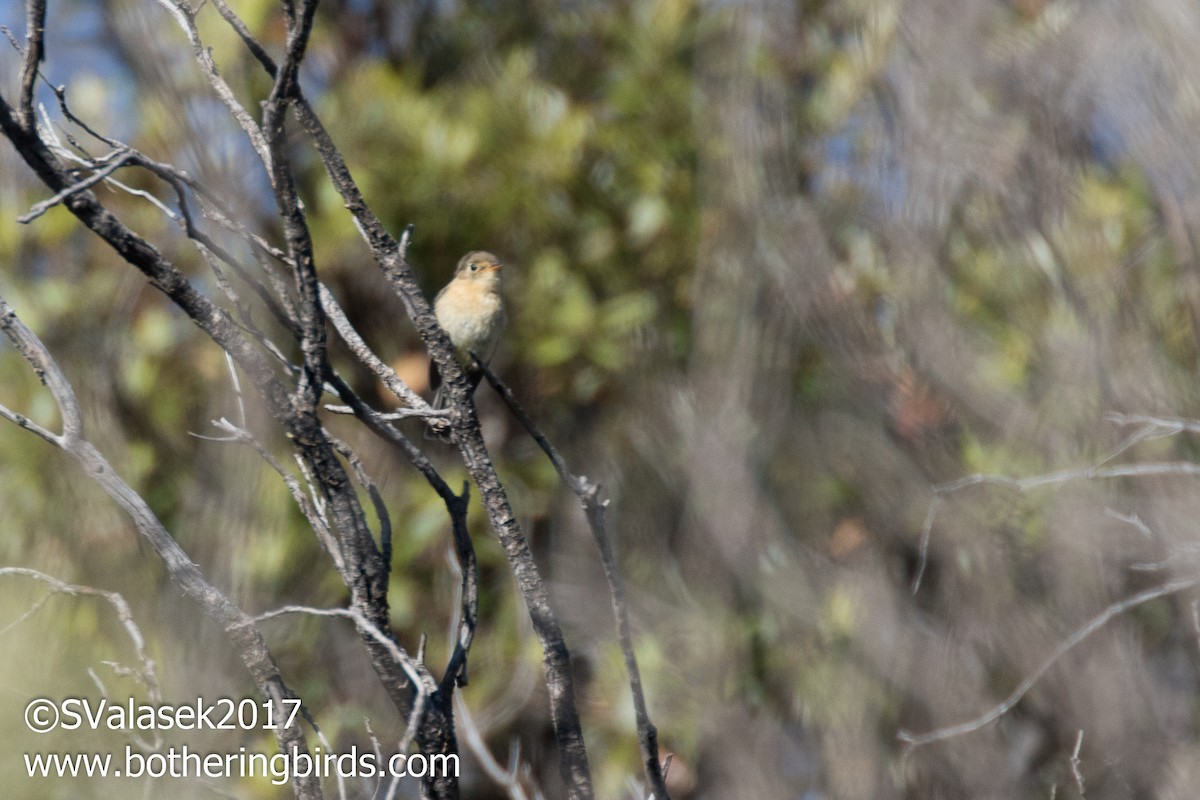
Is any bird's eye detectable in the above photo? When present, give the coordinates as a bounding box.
[468,262,478,272]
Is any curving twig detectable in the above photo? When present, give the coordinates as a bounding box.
[913,460,1200,594]
[476,359,671,800]
[899,576,1200,749]
[0,567,161,699]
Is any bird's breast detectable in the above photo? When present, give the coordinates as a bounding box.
[435,283,506,361]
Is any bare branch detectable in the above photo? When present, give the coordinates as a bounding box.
[319,283,431,411]
[910,494,941,594]
[937,462,1200,493]
[34,93,300,334]
[0,295,323,800]
[442,503,479,690]
[1104,508,1156,540]
[1107,412,1200,436]
[320,375,479,692]
[324,404,447,421]
[1,566,164,751]
[17,0,45,130]
[0,296,82,440]
[153,0,272,169]
[1,94,286,398]
[258,0,327,424]
[0,587,53,638]
[329,434,392,572]
[0,567,161,703]
[0,400,58,444]
[204,417,346,576]
[913,459,1200,593]
[18,150,135,223]
[209,0,277,75]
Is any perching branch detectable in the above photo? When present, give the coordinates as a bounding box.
[203,0,597,780]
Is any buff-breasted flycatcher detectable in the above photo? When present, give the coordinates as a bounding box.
[429,251,506,410]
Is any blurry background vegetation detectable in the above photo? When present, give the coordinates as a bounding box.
[6,0,1200,798]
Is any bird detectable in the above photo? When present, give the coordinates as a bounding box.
[428,250,506,412]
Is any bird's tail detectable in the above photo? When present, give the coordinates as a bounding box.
[425,384,451,441]
[432,384,449,411]
[425,363,482,442]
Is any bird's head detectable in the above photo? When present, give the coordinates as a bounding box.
[456,251,504,289]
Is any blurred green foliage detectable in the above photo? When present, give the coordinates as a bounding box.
[8,0,1200,797]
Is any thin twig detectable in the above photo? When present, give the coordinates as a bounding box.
[0,567,164,752]
[911,461,1200,593]
[329,435,393,573]
[1070,729,1086,797]
[438,483,476,690]
[476,359,671,799]
[0,567,161,700]
[1107,412,1200,436]
[454,692,534,800]
[1191,599,1200,662]
[318,283,431,411]
[324,404,448,420]
[1104,508,1155,539]
[0,401,58,444]
[37,101,181,219]
[910,494,941,594]
[898,577,1200,749]
[0,588,52,638]
[36,94,299,335]
[204,417,345,575]
[154,0,272,169]
[254,604,433,751]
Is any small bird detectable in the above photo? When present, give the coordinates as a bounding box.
[429,251,506,411]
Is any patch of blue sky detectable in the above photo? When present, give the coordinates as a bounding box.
[813,107,908,222]
[1,0,139,142]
